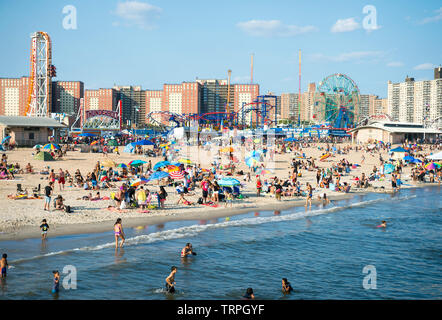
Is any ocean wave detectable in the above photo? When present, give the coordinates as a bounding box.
[10,195,416,264]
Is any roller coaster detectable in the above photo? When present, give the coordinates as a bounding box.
[145,95,279,134]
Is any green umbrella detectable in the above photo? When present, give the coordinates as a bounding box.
[107,140,118,147]
[33,151,55,161]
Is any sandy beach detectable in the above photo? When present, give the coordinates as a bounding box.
[0,142,438,241]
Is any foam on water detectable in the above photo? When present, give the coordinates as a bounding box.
[10,194,416,265]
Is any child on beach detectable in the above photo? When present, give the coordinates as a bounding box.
[225,191,233,208]
[165,266,177,293]
[1,254,8,278]
[52,270,60,293]
[40,219,49,239]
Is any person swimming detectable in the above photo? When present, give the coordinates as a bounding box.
[165,266,177,293]
[282,278,293,293]
[52,270,60,293]
[243,287,255,299]
[181,243,197,258]
[377,220,387,228]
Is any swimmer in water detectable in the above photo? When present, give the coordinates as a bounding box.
[52,270,60,293]
[377,220,387,228]
[165,266,177,293]
[243,287,255,299]
[1,254,8,278]
[181,243,196,258]
[282,278,293,293]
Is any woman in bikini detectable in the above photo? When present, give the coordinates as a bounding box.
[114,218,125,249]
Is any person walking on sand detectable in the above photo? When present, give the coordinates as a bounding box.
[256,177,262,197]
[58,168,65,191]
[44,182,53,211]
[114,218,125,248]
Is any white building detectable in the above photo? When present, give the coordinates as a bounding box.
[388,69,442,125]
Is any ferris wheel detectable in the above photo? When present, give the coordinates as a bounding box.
[312,73,360,129]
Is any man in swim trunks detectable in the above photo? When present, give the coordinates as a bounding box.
[44,182,53,211]
[58,168,65,191]
[181,243,196,258]
[305,182,313,208]
[1,254,8,278]
[165,266,177,293]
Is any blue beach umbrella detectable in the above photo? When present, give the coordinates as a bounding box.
[217,177,241,187]
[153,161,171,170]
[148,171,170,181]
[1,136,11,144]
[384,163,395,174]
[78,133,96,137]
[245,157,259,167]
[403,155,415,162]
[129,160,147,167]
[283,137,297,142]
[134,139,154,146]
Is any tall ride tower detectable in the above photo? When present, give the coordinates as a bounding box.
[25,31,54,117]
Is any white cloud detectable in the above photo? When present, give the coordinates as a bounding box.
[310,51,384,63]
[331,18,360,33]
[114,1,162,29]
[237,20,318,37]
[414,63,436,70]
[387,61,404,67]
[419,7,442,24]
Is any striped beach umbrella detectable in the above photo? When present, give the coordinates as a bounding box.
[167,165,179,172]
[43,143,60,150]
[169,170,185,180]
[425,163,437,171]
[131,178,149,187]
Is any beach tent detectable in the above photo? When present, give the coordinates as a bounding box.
[123,142,135,153]
[217,177,241,187]
[426,151,442,160]
[33,151,55,161]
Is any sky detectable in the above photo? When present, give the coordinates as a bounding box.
[0,0,441,98]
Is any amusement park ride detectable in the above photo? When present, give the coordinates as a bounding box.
[312,73,360,135]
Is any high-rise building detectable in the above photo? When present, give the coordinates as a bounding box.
[435,66,442,80]
[113,86,146,127]
[0,77,30,116]
[51,81,84,115]
[373,97,388,116]
[196,79,234,114]
[280,93,300,121]
[300,83,316,122]
[84,88,119,112]
[388,74,442,124]
[359,94,378,120]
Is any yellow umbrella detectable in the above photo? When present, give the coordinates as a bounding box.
[101,160,116,167]
[220,147,234,153]
[178,158,192,164]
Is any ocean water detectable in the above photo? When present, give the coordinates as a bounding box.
[0,186,441,300]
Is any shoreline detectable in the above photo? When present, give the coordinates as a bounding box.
[2,182,438,241]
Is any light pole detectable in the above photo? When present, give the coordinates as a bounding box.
[423,103,430,142]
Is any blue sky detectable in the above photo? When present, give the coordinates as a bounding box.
[0,0,441,97]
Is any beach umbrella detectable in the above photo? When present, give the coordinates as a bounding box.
[1,136,11,144]
[100,176,109,182]
[169,170,185,180]
[390,147,407,153]
[248,150,262,158]
[101,160,116,167]
[403,155,415,162]
[153,161,171,170]
[384,163,395,174]
[107,140,118,147]
[78,133,96,137]
[178,158,192,164]
[123,142,135,153]
[259,169,272,175]
[167,165,179,172]
[148,171,170,181]
[425,163,437,171]
[117,163,127,168]
[245,157,259,167]
[134,139,154,146]
[129,160,147,167]
[410,158,422,164]
[220,147,234,153]
[319,154,331,161]
[217,177,241,187]
[33,151,55,161]
[91,140,99,146]
[131,178,149,187]
[33,144,43,149]
[43,143,60,150]
[283,137,298,142]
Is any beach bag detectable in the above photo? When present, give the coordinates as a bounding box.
[197,197,203,204]
[65,205,72,213]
